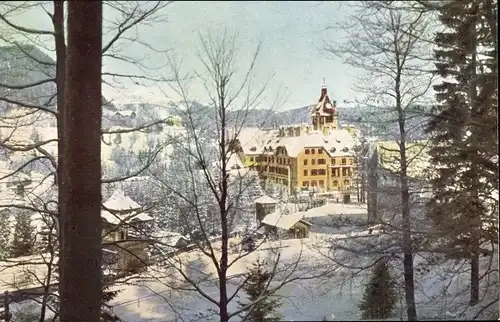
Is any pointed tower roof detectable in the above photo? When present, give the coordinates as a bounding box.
[103,189,142,211]
[311,80,336,116]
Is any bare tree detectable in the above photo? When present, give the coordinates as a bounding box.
[141,29,330,321]
[323,2,437,320]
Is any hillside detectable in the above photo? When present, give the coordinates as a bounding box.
[0,44,430,141]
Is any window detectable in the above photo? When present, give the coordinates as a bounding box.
[319,180,324,187]
[350,159,354,165]
[318,149,323,154]
[302,181,309,186]
[311,169,318,176]
[303,159,308,165]
[311,149,315,154]
[331,159,336,165]
[342,168,347,176]
[333,180,338,186]
[311,180,317,186]
[319,169,326,175]
[120,231,126,240]
[250,157,254,162]
[305,149,310,154]
[342,158,346,165]
[312,159,316,165]
[344,180,350,186]
[318,159,326,165]
[303,170,308,176]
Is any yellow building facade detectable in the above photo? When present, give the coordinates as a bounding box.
[232,84,357,194]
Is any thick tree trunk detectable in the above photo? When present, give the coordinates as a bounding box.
[52,2,65,312]
[59,2,103,322]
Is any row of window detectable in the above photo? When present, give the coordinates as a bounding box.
[303,169,326,176]
[269,176,288,185]
[302,168,353,177]
[305,148,324,155]
[332,168,353,177]
[302,179,350,187]
[251,155,353,166]
[303,158,350,166]
[267,166,289,175]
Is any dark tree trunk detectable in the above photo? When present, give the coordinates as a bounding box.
[218,94,229,322]
[59,2,103,322]
[52,2,66,314]
[396,66,417,320]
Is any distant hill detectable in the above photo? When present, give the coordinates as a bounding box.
[0,44,430,141]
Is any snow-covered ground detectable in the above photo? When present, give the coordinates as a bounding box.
[103,233,498,321]
[5,227,498,321]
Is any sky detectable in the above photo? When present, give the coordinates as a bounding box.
[4,1,358,111]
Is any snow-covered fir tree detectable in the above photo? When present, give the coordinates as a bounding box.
[358,259,397,320]
[0,209,11,259]
[238,257,283,322]
[426,0,498,306]
[10,210,35,258]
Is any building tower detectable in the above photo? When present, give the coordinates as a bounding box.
[311,79,338,133]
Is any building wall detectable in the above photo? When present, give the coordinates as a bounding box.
[295,147,355,193]
[252,147,356,194]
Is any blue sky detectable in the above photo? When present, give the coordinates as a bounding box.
[7,1,357,110]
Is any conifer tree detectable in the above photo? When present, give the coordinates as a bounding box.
[0,210,11,259]
[426,0,498,305]
[238,258,283,322]
[358,259,397,320]
[10,211,35,258]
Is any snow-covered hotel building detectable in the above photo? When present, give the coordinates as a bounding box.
[230,83,359,194]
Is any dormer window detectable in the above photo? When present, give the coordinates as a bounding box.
[250,146,257,152]
[330,147,336,153]
[342,147,349,152]
[336,139,341,143]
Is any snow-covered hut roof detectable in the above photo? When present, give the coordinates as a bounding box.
[254,195,277,204]
[103,189,142,211]
[100,209,153,225]
[261,211,312,230]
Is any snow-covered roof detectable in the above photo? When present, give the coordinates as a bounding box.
[231,127,272,155]
[234,126,356,159]
[156,232,189,248]
[254,195,277,204]
[101,209,153,225]
[103,189,142,211]
[273,129,355,157]
[311,85,336,117]
[261,211,312,230]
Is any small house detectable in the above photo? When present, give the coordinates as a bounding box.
[255,195,278,223]
[260,211,312,239]
[101,189,154,273]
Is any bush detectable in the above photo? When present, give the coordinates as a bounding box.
[238,258,283,322]
[359,259,397,320]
